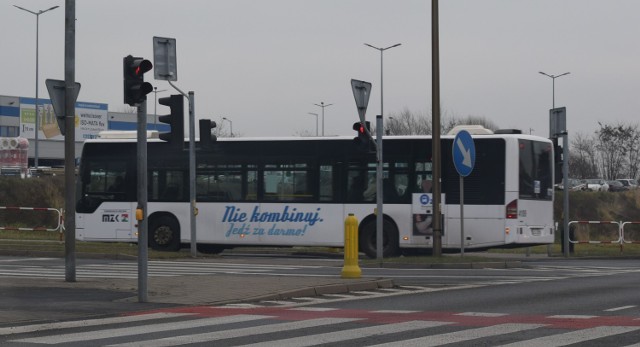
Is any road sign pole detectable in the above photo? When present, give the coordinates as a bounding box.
[452,130,475,258]
[460,176,465,256]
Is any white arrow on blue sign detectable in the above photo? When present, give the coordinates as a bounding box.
[452,130,476,177]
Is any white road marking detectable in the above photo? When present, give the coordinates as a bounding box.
[372,323,546,347]
[106,317,360,347]
[497,326,640,347]
[12,314,271,344]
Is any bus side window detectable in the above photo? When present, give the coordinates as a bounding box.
[162,184,179,200]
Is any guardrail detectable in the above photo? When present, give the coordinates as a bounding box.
[568,220,640,252]
[621,221,640,244]
[0,206,63,232]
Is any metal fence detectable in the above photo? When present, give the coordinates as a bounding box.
[568,220,640,251]
[0,206,63,232]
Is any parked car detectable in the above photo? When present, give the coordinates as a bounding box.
[617,178,638,189]
[607,180,628,192]
[584,178,609,192]
[555,178,586,191]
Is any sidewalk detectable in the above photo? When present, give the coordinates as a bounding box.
[0,264,392,325]
[0,251,537,325]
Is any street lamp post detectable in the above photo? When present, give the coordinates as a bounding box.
[365,43,400,262]
[364,43,401,122]
[313,101,333,136]
[539,71,570,108]
[307,112,318,136]
[152,87,167,130]
[14,4,60,168]
[222,117,233,137]
[539,71,571,258]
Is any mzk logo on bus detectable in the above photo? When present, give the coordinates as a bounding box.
[101,213,129,223]
[102,211,129,223]
[221,205,323,238]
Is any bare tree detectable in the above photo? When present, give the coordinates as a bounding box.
[625,123,640,179]
[569,132,599,179]
[385,108,498,135]
[595,122,635,179]
[386,108,431,135]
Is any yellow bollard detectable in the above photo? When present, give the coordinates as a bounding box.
[341,213,362,278]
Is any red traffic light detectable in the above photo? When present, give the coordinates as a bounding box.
[353,121,371,134]
[133,59,153,76]
[123,55,153,106]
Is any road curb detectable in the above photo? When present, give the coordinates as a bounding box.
[361,261,523,269]
[218,279,394,305]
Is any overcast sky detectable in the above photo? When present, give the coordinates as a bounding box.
[2,0,639,137]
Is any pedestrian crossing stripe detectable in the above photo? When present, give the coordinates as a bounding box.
[239,320,451,347]
[13,314,271,344]
[105,317,362,347]
[371,323,547,347]
[5,309,640,346]
[0,312,193,336]
[497,326,640,347]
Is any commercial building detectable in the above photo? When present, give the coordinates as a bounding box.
[0,94,168,167]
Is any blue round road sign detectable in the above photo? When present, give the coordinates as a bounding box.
[452,130,476,177]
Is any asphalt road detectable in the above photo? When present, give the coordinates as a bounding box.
[2,256,640,345]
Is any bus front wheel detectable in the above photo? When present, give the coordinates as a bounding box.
[149,215,181,252]
[359,218,399,258]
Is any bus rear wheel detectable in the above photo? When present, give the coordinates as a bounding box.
[149,215,181,252]
[359,218,399,258]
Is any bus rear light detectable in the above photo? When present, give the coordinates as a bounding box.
[505,227,510,235]
[402,236,409,241]
[506,199,518,219]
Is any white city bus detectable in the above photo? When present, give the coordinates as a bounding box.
[75,128,555,257]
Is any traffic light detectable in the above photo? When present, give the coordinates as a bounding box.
[158,94,184,148]
[353,121,373,152]
[123,55,153,106]
[551,137,563,184]
[199,119,217,148]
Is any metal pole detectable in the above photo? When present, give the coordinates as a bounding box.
[375,114,384,263]
[314,102,333,137]
[552,78,555,108]
[223,117,233,137]
[322,103,324,136]
[563,132,570,257]
[380,50,384,123]
[321,104,325,136]
[35,13,39,168]
[460,176,464,257]
[431,0,443,256]
[14,5,59,167]
[63,0,76,282]
[137,101,148,303]
[189,92,197,257]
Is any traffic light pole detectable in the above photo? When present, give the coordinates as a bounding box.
[137,101,149,303]
[188,91,197,258]
[168,80,197,257]
[375,115,384,264]
[431,0,443,257]
[64,0,76,282]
